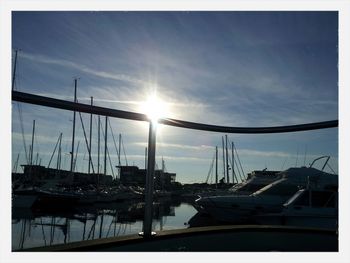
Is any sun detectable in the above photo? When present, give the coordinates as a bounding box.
[140,93,169,123]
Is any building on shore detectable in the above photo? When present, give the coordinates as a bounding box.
[13,165,113,186]
[117,165,176,190]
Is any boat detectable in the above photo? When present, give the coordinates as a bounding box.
[12,189,38,208]
[253,188,338,229]
[194,157,338,224]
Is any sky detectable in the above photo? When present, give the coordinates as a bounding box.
[11,11,338,183]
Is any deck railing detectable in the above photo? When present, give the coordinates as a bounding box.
[12,90,338,237]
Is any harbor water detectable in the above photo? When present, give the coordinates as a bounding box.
[12,199,197,250]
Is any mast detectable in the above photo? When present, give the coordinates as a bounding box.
[30,120,35,165]
[225,134,229,184]
[231,141,235,184]
[97,115,100,174]
[88,97,93,174]
[215,146,218,188]
[118,133,121,167]
[104,116,108,175]
[222,136,225,183]
[57,133,62,171]
[12,49,18,91]
[70,79,77,172]
[13,153,20,173]
[73,141,80,172]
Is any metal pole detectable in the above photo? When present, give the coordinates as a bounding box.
[104,116,108,175]
[70,79,77,172]
[88,97,93,174]
[118,133,121,167]
[231,141,235,184]
[225,134,229,184]
[222,136,225,183]
[97,116,100,174]
[215,146,218,188]
[30,120,35,165]
[140,121,157,238]
[12,50,18,91]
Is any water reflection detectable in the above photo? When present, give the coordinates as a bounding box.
[12,198,196,250]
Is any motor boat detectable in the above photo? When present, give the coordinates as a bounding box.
[253,188,338,229]
[195,156,338,224]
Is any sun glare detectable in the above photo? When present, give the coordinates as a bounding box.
[141,93,169,123]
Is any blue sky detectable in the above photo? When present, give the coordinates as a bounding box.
[11,11,338,183]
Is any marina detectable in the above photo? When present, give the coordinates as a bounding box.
[9,11,340,254]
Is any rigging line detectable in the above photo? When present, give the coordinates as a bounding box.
[281,157,288,171]
[16,103,29,164]
[230,144,243,183]
[73,141,80,172]
[106,146,115,178]
[228,139,243,182]
[326,163,337,175]
[78,110,95,173]
[228,152,239,184]
[47,134,61,168]
[234,144,246,180]
[233,155,243,182]
[107,118,120,161]
[13,153,20,173]
[34,127,41,166]
[98,118,115,177]
[121,135,128,166]
[205,152,216,184]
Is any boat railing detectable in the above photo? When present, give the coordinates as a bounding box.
[309,155,331,171]
[12,90,338,238]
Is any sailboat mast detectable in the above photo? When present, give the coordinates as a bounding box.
[231,141,235,184]
[104,116,108,175]
[70,79,77,172]
[225,134,229,184]
[30,120,35,165]
[12,49,18,91]
[222,136,225,182]
[57,133,62,170]
[97,115,100,174]
[88,97,93,174]
[118,133,121,167]
[215,146,218,188]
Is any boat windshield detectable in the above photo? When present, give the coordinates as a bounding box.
[251,178,299,197]
[287,190,337,208]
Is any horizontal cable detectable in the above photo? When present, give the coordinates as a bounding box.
[12,91,338,134]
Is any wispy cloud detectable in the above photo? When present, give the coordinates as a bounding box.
[21,52,148,86]
[133,142,215,151]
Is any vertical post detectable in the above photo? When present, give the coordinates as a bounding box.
[57,133,62,170]
[118,133,121,167]
[225,134,229,184]
[12,49,18,91]
[104,116,108,175]
[30,120,35,166]
[222,136,225,183]
[70,79,77,172]
[88,97,93,174]
[97,116,100,174]
[231,141,235,184]
[145,147,148,169]
[215,146,218,188]
[118,133,122,178]
[141,121,157,238]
